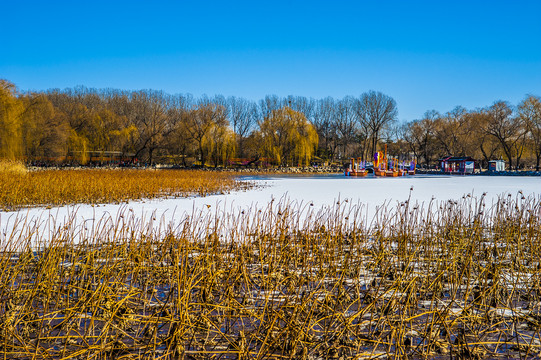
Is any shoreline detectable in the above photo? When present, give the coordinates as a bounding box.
[25,164,541,176]
[417,169,541,176]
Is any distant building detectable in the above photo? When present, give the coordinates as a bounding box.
[488,160,505,172]
[440,156,475,174]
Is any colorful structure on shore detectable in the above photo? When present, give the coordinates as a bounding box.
[346,144,416,177]
[345,157,368,176]
[373,145,416,177]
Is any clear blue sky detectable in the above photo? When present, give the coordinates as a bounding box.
[2,0,540,121]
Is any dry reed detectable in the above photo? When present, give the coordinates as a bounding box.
[0,168,248,211]
[0,160,27,176]
[1,193,541,359]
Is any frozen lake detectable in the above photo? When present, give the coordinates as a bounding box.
[1,174,540,244]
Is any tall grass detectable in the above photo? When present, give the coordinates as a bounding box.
[0,169,248,211]
[1,193,540,359]
[0,160,27,175]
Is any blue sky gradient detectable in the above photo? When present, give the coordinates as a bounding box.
[2,0,540,120]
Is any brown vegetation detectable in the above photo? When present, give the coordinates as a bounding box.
[1,194,541,359]
[0,166,246,211]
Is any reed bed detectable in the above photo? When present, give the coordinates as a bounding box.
[0,168,248,211]
[1,193,541,359]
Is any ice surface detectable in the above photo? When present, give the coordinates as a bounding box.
[1,174,540,246]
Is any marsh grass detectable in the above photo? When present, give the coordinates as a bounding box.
[1,193,541,359]
[0,160,27,176]
[0,169,248,211]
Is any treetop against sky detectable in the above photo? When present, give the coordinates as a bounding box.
[1,0,540,121]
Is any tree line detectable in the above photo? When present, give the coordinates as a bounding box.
[400,98,541,171]
[1,79,540,170]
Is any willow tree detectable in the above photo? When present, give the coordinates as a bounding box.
[258,106,318,166]
[203,123,236,167]
[21,93,70,160]
[185,103,228,166]
[0,80,24,159]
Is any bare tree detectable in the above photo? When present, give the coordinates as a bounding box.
[130,90,171,165]
[467,111,501,169]
[312,97,337,160]
[518,95,541,171]
[335,96,358,159]
[433,107,467,156]
[162,94,194,166]
[482,101,527,170]
[352,99,371,159]
[286,95,314,121]
[259,95,282,119]
[357,91,398,156]
[227,96,257,157]
[402,111,439,167]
